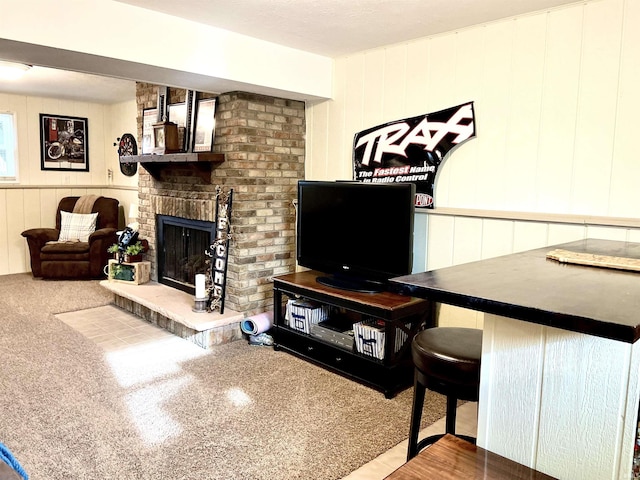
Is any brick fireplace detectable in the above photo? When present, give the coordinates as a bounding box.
[134,85,305,316]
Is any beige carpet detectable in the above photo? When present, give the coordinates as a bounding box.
[0,273,447,479]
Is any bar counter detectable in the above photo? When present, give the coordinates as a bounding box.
[391,238,640,480]
[392,238,640,343]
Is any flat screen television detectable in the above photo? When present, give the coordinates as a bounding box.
[296,180,416,293]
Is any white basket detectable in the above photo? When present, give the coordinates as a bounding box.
[285,299,330,334]
[354,318,409,360]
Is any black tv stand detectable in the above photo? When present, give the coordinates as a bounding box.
[316,275,385,294]
[272,270,434,398]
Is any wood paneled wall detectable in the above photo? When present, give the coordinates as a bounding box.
[308,0,640,216]
[305,0,640,326]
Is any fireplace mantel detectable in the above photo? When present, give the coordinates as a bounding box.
[120,152,225,183]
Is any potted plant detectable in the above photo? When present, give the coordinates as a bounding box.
[124,241,145,263]
[107,243,119,258]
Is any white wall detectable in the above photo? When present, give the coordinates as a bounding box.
[0,92,138,275]
[305,0,640,327]
[106,100,139,190]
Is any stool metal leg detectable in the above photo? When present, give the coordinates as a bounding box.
[408,374,477,460]
[407,374,426,461]
[445,394,457,435]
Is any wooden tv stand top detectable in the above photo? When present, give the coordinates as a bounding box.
[273,270,429,320]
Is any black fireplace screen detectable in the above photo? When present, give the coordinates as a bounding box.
[157,215,215,294]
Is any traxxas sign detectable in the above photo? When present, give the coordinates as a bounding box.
[353,102,475,208]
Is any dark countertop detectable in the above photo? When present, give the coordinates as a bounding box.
[390,239,640,343]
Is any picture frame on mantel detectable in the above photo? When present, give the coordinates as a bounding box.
[141,108,157,154]
[168,103,187,152]
[39,113,89,171]
[193,98,216,152]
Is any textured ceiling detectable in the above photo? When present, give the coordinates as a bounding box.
[116,0,580,57]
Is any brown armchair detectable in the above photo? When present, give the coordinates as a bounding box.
[21,196,119,279]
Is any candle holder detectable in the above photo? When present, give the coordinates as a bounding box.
[193,273,207,312]
[192,296,208,313]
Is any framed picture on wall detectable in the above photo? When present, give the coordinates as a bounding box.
[193,98,216,152]
[39,114,89,171]
[142,108,158,154]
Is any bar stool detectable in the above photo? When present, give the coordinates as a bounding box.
[407,327,482,460]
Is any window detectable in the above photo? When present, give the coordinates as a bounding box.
[0,112,18,182]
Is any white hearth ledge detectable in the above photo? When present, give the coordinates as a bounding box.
[100,280,244,348]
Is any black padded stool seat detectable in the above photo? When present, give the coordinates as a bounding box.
[407,327,482,460]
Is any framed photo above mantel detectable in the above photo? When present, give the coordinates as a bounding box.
[39,114,89,171]
[168,102,187,151]
[193,98,216,152]
[142,108,158,155]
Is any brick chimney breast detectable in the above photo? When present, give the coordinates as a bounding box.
[135,86,305,315]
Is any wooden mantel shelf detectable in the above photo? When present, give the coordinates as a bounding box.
[120,152,225,183]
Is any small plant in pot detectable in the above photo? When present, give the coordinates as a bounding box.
[124,241,145,263]
[107,243,120,258]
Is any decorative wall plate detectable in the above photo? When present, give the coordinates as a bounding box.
[118,133,138,176]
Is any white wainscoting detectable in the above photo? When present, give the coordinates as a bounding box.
[477,314,640,479]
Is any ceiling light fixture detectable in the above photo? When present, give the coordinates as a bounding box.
[0,60,32,80]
